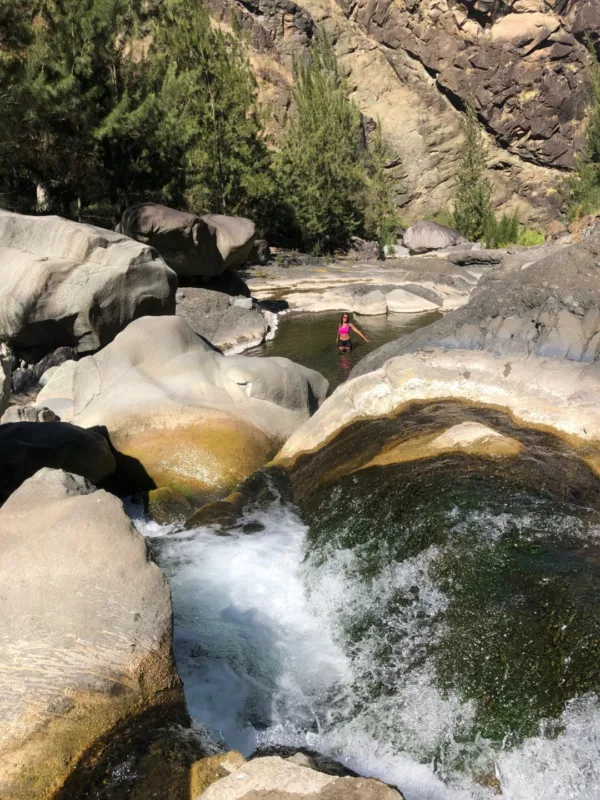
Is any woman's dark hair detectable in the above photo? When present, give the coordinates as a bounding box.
[340,312,350,324]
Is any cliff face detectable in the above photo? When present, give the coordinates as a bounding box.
[208,0,596,225]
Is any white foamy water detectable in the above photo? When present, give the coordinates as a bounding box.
[130,499,600,800]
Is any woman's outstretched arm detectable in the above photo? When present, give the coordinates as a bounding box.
[350,323,369,342]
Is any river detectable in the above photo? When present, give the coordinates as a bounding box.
[131,312,600,800]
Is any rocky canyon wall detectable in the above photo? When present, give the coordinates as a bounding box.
[208,0,599,225]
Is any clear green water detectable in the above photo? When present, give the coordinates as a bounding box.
[250,310,441,392]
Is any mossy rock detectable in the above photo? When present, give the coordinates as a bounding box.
[113,418,275,498]
[147,487,195,525]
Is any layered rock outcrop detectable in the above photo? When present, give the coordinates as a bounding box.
[0,211,177,361]
[37,315,327,499]
[0,469,183,799]
[353,227,600,377]
[210,0,592,223]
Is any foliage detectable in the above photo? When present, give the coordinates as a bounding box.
[452,105,494,242]
[485,210,519,248]
[274,27,367,253]
[363,120,403,246]
[0,0,274,227]
[425,209,456,229]
[517,227,545,247]
[566,38,600,219]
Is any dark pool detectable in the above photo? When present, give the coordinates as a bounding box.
[250,310,441,392]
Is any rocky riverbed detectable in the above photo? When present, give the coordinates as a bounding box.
[2,208,600,798]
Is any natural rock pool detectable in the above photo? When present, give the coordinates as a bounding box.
[130,313,600,800]
[249,310,442,392]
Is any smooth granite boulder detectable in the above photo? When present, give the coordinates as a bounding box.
[0,211,176,360]
[0,469,183,799]
[116,203,256,278]
[37,316,327,499]
[402,221,467,254]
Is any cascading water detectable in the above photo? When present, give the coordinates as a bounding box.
[132,437,600,800]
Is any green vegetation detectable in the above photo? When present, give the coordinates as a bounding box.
[448,106,544,248]
[275,28,402,253]
[0,8,402,253]
[452,105,494,243]
[566,38,600,219]
[363,120,403,246]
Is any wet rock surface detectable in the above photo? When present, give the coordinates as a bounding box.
[176,287,270,352]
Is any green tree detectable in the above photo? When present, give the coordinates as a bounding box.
[452,104,494,242]
[566,40,600,218]
[0,0,35,210]
[275,27,366,253]
[363,120,402,245]
[100,0,274,223]
[18,0,142,218]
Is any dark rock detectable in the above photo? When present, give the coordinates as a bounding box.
[0,422,116,502]
[11,368,37,395]
[248,238,271,265]
[176,287,268,351]
[347,236,383,260]
[31,346,76,382]
[447,250,504,266]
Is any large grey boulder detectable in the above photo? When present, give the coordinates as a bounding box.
[0,468,183,799]
[116,203,256,278]
[36,316,327,498]
[402,221,467,254]
[353,228,600,379]
[176,287,268,352]
[0,211,176,361]
[0,421,116,502]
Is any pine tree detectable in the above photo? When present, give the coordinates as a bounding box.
[363,120,402,245]
[275,27,366,253]
[0,0,35,210]
[452,105,494,242]
[20,0,142,218]
[108,0,274,220]
[566,41,600,218]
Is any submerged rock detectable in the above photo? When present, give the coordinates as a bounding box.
[0,469,183,798]
[0,211,176,361]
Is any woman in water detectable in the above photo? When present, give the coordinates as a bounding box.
[337,312,368,352]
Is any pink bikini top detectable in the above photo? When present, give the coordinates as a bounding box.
[338,323,350,335]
